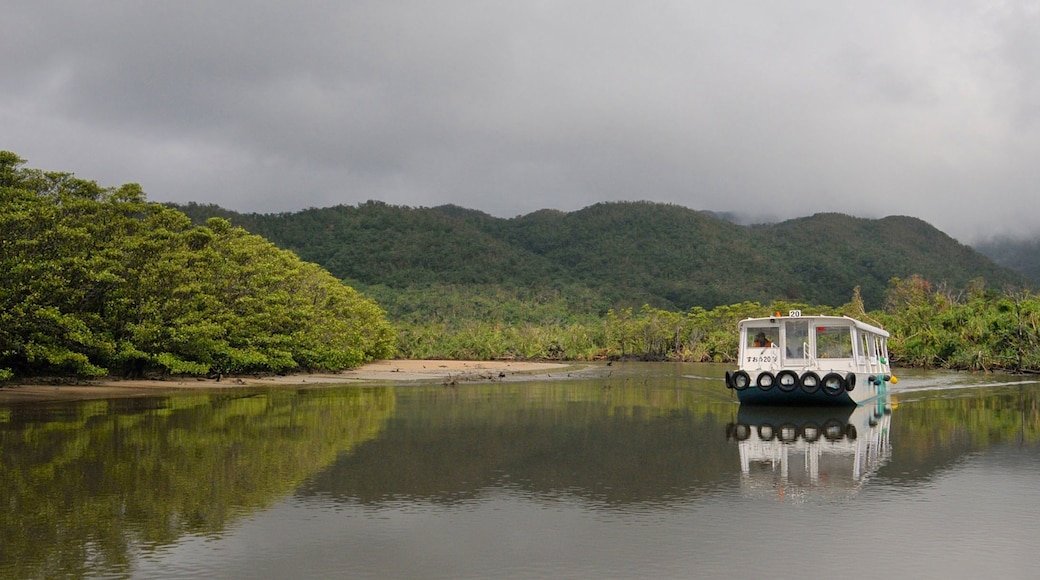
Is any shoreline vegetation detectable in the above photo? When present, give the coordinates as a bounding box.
[4,152,1040,395]
[388,279,1040,372]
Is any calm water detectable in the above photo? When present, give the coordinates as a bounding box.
[3,363,1039,579]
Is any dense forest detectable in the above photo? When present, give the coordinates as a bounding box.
[0,152,395,381]
[4,152,1039,380]
[174,201,1040,372]
[175,200,1027,314]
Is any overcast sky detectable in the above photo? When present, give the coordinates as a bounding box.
[4,1,1039,242]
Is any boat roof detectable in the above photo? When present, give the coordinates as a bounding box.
[738,315,889,338]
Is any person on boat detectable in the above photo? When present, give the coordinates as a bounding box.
[753,332,772,347]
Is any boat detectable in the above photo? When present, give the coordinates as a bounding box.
[725,400,893,502]
[724,310,896,406]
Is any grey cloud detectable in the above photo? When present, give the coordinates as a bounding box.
[3,1,1039,241]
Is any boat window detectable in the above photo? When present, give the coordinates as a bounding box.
[855,331,866,359]
[783,319,808,359]
[816,325,853,358]
[746,326,776,348]
[860,332,876,360]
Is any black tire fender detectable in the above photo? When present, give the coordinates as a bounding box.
[822,372,847,395]
[756,371,775,390]
[776,370,800,392]
[731,370,751,391]
[800,371,821,394]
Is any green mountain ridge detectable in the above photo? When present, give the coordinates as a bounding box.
[174,200,1029,316]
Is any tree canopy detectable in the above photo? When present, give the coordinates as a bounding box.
[175,200,1030,315]
[0,152,395,380]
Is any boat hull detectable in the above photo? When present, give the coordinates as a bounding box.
[729,371,891,406]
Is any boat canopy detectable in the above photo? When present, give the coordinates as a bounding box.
[737,315,889,338]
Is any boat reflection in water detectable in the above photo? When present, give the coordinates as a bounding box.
[726,398,892,502]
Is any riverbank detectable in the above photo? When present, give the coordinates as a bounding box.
[0,359,586,403]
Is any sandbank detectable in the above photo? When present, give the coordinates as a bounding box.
[0,359,588,403]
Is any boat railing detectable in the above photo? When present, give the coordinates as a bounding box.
[804,342,814,367]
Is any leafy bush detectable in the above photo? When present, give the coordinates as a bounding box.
[0,152,396,379]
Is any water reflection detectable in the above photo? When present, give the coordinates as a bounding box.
[297,382,735,508]
[0,388,394,579]
[726,400,892,502]
[4,364,1040,579]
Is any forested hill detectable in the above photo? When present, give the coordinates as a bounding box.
[174,200,1027,313]
[975,236,1040,285]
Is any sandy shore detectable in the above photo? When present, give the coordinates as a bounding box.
[0,359,587,403]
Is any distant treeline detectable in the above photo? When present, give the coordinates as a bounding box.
[386,281,1040,372]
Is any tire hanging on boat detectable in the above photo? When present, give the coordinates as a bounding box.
[845,372,857,391]
[756,371,775,390]
[822,372,847,395]
[731,370,751,390]
[800,371,821,394]
[775,370,800,392]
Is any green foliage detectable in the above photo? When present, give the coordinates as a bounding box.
[174,196,1039,371]
[10,152,1030,374]
[154,353,212,375]
[0,152,395,379]
[172,198,1038,370]
[391,297,843,364]
[875,276,1040,371]
[174,201,1030,315]
[386,278,1040,373]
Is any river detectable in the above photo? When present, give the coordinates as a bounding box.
[2,363,1038,579]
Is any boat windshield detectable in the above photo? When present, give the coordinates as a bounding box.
[745,326,777,348]
[782,319,809,359]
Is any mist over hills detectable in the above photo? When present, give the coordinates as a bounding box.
[175,201,1031,315]
[974,237,1040,285]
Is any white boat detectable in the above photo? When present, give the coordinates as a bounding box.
[724,310,896,405]
[726,401,893,502]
